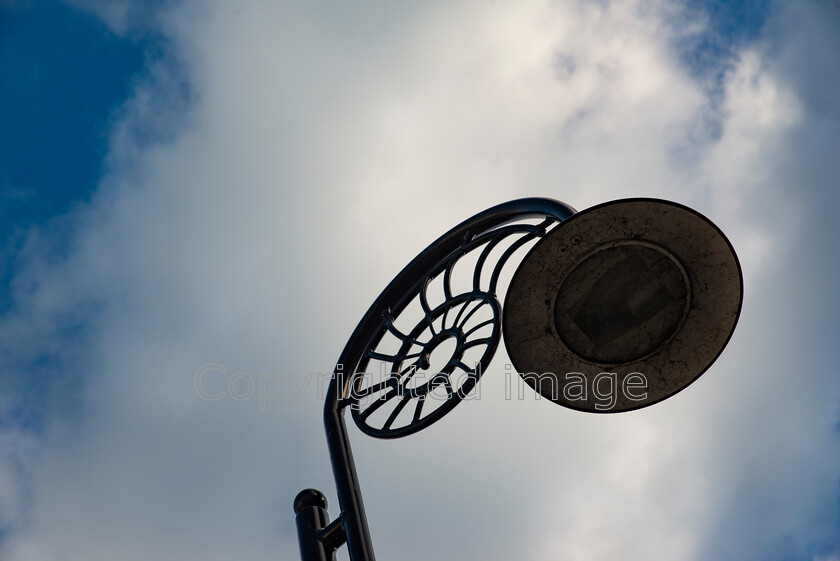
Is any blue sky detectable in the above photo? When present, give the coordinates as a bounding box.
[0,1,772,287]
[1,1,839,560]
[0,1,145,287]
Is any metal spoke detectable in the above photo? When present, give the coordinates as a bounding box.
[352,379,393,399]
[359,388,399,421]
[488,230,539,295]
[461,337,491,351]
[453,359,476,373]
[463,318,494,339]
[398,363,419,382]
[442,253,459,302]
[411,397,425,423]
[382,395,411,430]
[472,237,502,292]
[418,278,438,337]
[366,350,421,363]
[384,311,425,346]
[438,374,454,398]
[457,300,486,330]
[450,299,471,329]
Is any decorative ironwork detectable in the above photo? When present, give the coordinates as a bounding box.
[305,199,577,561]
[321,198,576,438]
[348,292,500,438]
[334,205,578,438]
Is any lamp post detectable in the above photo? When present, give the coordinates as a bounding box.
[294,197,743,561]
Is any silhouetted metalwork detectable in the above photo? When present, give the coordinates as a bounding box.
[294,197,742,561]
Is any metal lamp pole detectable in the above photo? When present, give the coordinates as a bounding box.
[294,197,742,561]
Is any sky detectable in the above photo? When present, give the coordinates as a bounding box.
[0,0,839,560]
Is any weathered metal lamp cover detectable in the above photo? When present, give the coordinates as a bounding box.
[504,198,743,413]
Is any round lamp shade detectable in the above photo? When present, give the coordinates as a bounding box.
[503,198,742,413]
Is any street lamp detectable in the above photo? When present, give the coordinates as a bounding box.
[294,197,743,561]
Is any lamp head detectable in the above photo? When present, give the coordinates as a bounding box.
[503,198,742,413]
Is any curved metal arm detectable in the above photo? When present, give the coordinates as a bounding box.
[298,198,576,561]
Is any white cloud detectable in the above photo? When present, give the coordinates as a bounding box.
[2,0,838,560]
